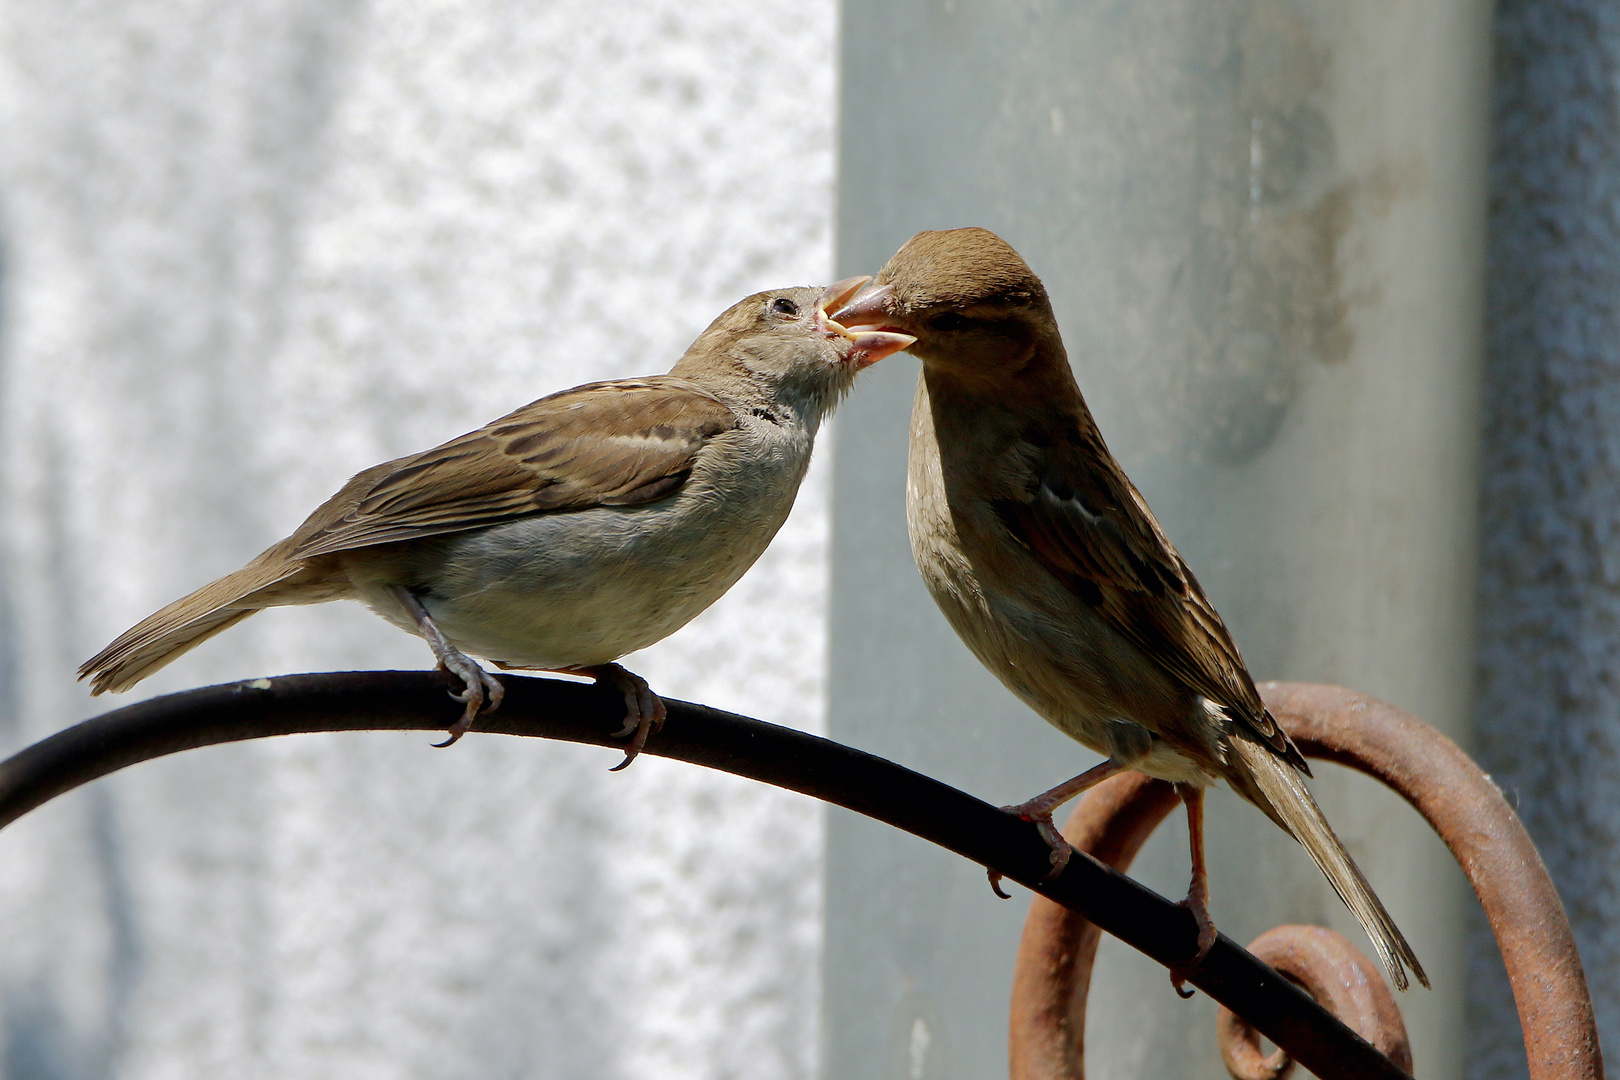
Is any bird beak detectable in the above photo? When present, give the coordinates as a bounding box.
[820,276,872,316]
[828,281,899,331]
[819,277,914,368]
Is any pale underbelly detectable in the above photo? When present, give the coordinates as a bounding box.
[920,550,1221,789]
[350,495,786,669]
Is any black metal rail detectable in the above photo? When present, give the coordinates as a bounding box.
[0,670,1410,1080]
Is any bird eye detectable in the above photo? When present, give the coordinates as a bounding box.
[930,312,972,332]
[772,297,800,317]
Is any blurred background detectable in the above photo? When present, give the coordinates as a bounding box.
[0,3,835,1078]
[0,1,1613,1078]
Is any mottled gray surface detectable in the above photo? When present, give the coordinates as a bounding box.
[0,2,834,1077]
[830,3,1489,1078]
[1473,2,1620,1076]
[0,1,1611,1077]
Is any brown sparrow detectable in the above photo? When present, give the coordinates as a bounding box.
[832,228,1425,991]
[81,279,913,765]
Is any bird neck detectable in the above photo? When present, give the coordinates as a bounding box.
[690,361,846,434]
[919,337,1087,419]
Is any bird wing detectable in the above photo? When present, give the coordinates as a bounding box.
[289,377,738,559]
[993,435,1307,770]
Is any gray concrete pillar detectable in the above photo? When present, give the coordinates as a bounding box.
[828,3,1492,1077]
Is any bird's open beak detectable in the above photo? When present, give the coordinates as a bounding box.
[818,278,914,368]
[828,281,899,331]
[820,276,871,318]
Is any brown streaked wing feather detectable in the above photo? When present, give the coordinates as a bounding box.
[290,378,737,559]
[994,438,1305,768]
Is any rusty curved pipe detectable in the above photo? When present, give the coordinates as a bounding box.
[1008,680,1600,1080]
[1267,683,1600,1079]
[1009,771,1180,1079]
[1218,925,1411,1080]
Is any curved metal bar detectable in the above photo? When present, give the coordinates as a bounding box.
[1261,681,1602,1080]
[1,671,1410,1079]
[1006,680,1599,1080]
[1217,925,1411,1080]
[1008,772,1179,1080]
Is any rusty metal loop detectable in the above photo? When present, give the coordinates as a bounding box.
[1009,772,1179,1080]
[1008,680,1601,1080]
[1217,925,1411,1080]
[1264,683,1601,1080]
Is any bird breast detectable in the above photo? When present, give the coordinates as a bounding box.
[357,413,814,670]
[906,376,1202,779]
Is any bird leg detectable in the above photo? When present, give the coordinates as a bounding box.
[989,759,1123,898]
[391,586,504,747]
[1169,783,1217,997]
[568,662,667,771]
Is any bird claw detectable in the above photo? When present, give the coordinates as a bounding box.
[1180,876,1217,956]
[577,663,666,770]
[1031,817,1073,879]
[1166,890,1217,997]
[987,802,1074,898]
[988,869,1013,899]
[432,659,504,748]
[389,585,504,748]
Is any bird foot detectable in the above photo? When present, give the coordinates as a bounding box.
[1168,784,1216,997]
[432,654,505,748]
[986,761,1121,897]
[987,801,1074,898]
[389,585,504,747]
[1168,882,1217,998]
[575,663,667,770]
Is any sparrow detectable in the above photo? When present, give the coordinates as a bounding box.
[81,279,913,765]
[832,228,1426,992]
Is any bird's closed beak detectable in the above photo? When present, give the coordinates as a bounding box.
[818,278,914,368]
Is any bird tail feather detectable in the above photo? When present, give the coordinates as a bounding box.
[78,555,308,695]
[1227,735,1428,992]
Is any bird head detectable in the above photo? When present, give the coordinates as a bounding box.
[673,279,914,422]
[831,228,1059,386]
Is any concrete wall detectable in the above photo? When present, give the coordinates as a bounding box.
[0,2,835,1077]
[829,2,1491,1078]
[3,2,1618,1078]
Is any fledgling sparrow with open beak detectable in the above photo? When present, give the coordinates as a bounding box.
[81,279,913,765]
[832,228,1425,991]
